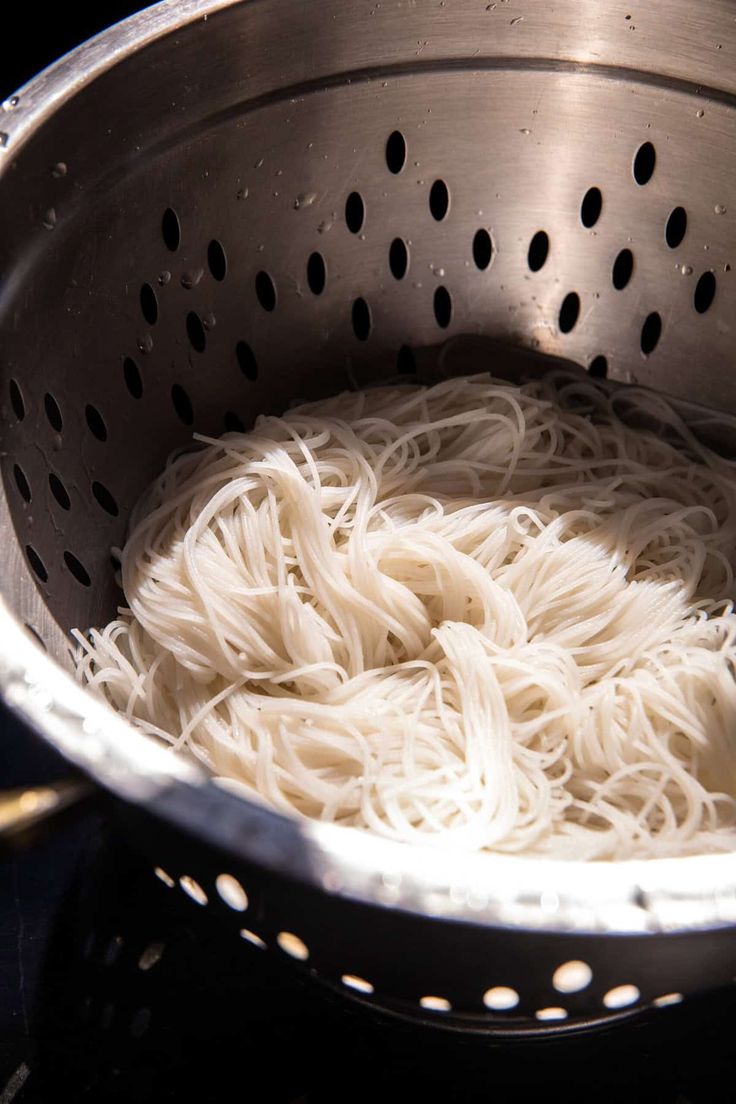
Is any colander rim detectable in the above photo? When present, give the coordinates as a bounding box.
[3,590,736,937]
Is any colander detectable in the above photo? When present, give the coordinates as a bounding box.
[2,0,736,1033]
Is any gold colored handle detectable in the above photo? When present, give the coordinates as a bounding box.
[0,777,94,849]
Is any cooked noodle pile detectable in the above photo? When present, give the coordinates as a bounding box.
[74,373,736,858]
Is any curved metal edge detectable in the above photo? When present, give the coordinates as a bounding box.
[2,594,736,935]
[0,595,203,796]
[3,0,736,168]
[318,976,656,1040]
[0,0,239,156]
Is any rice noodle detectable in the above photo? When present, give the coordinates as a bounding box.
[73,372,736,859]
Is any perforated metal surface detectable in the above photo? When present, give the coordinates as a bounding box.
[4,0,736,651]
[22,826,735,1099]
[2,0,736,1024]
[132,811,736,1029]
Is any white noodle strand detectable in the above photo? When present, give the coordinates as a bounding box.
[73,373,736,859]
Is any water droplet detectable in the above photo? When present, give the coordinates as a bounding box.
[704,244,710,251]
[696,108,705,118]
[294,192,317,210]
[158,270,171,286]
[359,234,366,241]
[486,3,496,8]
[715,203,727,215]
[202,313,216,330]
[254,157,264,169]
[51,161,67,178]
[42,207,57,230]
[181,268,203,289]
[510,15,524,24]
[519,128,531,135]
[2,95,19,111]
[275,169,283,177]
[382,81,389,88]
[724,263,731,272]
[431,265,445,277]
[680,264,693,276]
[317,220,333,234]
[137,333,154,355]
[236,186,249,200]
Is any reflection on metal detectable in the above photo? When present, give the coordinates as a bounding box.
[0,777,91,842]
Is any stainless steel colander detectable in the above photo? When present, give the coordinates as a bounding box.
[2,0,736,1031]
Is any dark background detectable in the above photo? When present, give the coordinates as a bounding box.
[3,9,148,1094]
[3,4,147,101]
[1,1,145,1089]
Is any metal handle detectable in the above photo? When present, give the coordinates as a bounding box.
[0,776,96,852]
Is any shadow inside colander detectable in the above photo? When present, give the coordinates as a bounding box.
[69,339,736,844]
[11,332,736,667]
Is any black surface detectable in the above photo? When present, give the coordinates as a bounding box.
[3,694,736,1102]
[4,6,736,1102]
[2,3,148,101]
